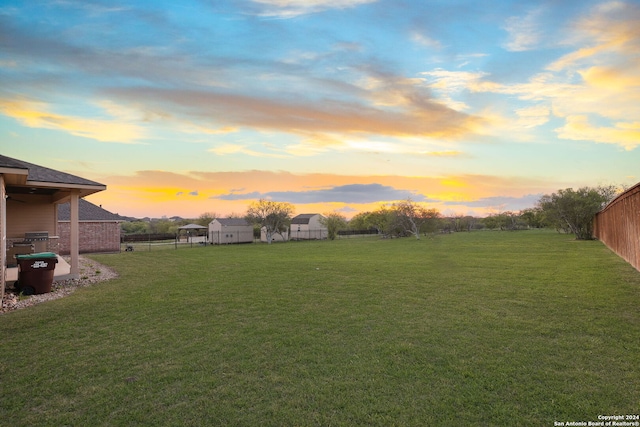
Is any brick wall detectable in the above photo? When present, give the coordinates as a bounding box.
[58,221,121,254]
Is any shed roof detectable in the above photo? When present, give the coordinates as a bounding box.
[214,218,251,227]
[58,199,123,221]
[178,223,207,229]
[291,213,320,225]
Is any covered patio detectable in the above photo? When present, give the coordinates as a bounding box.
[1,155,106,301]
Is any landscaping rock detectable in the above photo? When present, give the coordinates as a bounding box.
[1,256,118,314]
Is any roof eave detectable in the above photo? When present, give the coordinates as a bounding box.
[0,167,29,185]
[29,181,107,199]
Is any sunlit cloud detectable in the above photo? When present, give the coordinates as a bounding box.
[411,32,442,49]
[0,60,18,67]
[107,84,481,141]
[422,69,488,93]
[503,7,544,52]
[470,69,637,128]
[208,143,289,158]
[456,1,640,150]
[421,69,488,111]
[361,74,428,108]
[214,183,429,204]
[555,115,640,151]
[4,0,637,220]
[178,123,239,136]
[424,150,464,157]
[546,44,608,73]
[578,66,640,91]
[548,1,640,72]
[344,139,397,153]
[515,104,550,128]
[86,169,559,219]
[0,98,145,143]
[281,132,348,156]
[251,0,377,18]
[408,2,640,150]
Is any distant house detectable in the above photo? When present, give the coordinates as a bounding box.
[209,218,253,245]
[290,214,328,240]
[57,199,122,254]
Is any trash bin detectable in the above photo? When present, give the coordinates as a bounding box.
[15,252,59,295]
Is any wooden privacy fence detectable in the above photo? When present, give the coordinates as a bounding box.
[593,182,640,271]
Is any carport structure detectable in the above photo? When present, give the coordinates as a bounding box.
[178,223,208,243]
[1,155,106,302]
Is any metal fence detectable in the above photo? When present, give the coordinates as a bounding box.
[210,230,255,245]
[121,233,207,251]
[337,229,380,239]
[120,238,206,252]
[593,182,640,271]
[122,233,177,242]
[289,229,328,240]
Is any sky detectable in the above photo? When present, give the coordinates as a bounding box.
[1,0,638,219]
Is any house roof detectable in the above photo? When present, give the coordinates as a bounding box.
[0,154,105,198]
[58,199,123,222]
[0,155,104,187]
[213,218,251,227]
[291,214,320,225]
[0,155,28,171]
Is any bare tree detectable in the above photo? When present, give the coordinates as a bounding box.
[391,199,440,239]
[245,199,294,244]
[196,211,218,227]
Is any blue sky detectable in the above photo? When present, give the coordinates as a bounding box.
[1,0,638,218]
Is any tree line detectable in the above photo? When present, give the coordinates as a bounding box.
[121,185,620,241]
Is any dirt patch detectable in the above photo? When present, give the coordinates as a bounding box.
[1,256,118,314]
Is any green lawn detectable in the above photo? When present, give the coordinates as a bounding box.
[1,230,639,426]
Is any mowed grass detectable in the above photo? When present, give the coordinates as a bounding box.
[1,230,639,426]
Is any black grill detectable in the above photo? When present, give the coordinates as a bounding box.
[24,232,49,242]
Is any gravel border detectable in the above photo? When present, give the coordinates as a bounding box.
[1,256,118,314]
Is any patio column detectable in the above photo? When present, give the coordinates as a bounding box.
[69,190,80,278]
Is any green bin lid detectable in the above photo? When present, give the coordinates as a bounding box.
[15,252,58,260]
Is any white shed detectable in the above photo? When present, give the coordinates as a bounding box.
[290,214,328,240]
[209,218,254,244]
[260,226,289,243]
